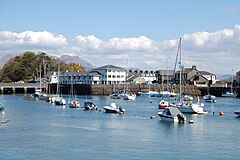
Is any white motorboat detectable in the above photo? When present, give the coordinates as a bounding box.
[83,101,98,110]
[104,103,125,113]
[122,92,136,100]
[234,110,240,117]
[204,95,216,103]
[158,107,186,122]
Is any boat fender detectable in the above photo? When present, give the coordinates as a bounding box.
[189,119,194,124]
[150,115,156,119]
[150,100,153,103]
[219,112,224,116]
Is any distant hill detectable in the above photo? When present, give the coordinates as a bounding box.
[0,54,19,68]
[216,74,236,81]
[0,53,95,71]
[59,55,95,71]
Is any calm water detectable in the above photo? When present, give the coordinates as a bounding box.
[0,94,240,160]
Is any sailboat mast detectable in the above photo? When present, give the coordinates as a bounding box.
[39,64,42,92]
[56,64,60,95]
[179,38,182,100]
[231,69,234,93]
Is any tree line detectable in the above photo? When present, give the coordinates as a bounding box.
[0,52,84,83]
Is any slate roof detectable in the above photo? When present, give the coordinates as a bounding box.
[93,65,125,70]
[199,71,215,75]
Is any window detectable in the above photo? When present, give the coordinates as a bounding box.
[108,75,111,78]
[113,75,116,78]
[117,75,120,78]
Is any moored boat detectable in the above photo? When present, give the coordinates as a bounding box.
[158,107,186,122]
[221,91,237,97]
[104,103,125,113]
[69,100,80,108]
[158,100,170,109]
[83,101,98,110]
[171,102,207,114]
[204,95,216,103]
[0,103,4,112]
[122,92,136,100]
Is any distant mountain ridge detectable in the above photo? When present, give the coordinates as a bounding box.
[59,55,95,71]
[0,53,95,71]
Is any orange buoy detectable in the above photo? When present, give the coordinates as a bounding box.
[219,111,224,116]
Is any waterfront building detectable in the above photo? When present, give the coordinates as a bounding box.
[49,72,58,84]
[174,65,216,87]
[127,69,157,84]
[155,70,174,84]
[59,71,101,84]
[91,65,126,85]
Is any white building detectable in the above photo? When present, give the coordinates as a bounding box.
[49,72,58,84]
[59,71,101,84]
[92,65,126,85]
[128,70,157,84]
[198,71,217,84]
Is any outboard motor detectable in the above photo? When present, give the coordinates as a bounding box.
[177,113,186,122]
[119,107,124,112]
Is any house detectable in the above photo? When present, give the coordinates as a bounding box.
[91,65,126,85]
[127,69,157,84]
[174,65,216,87]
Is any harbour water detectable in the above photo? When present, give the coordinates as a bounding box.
[0,94,240,160]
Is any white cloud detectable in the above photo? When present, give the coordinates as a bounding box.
[1,25,240,74]
[0,31,67,54]
[73,35,158,52]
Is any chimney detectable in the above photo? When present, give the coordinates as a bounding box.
[192,65,196,70]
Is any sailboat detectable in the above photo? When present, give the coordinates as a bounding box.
[122,59,136,100]
[170,38,207,114]
[68,73,80,108]
[51,65,66,106]
[222,69,237,97]
[32,65,48,100]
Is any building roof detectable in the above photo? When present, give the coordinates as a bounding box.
[156,70,174,75]
[93,65,125,70]
[199,71,215,76]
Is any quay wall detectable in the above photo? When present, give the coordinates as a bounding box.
[198,87,240,97]
[49,84,201,96]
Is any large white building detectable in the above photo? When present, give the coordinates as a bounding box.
[92,65,126,85]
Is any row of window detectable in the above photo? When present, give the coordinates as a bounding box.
[107,70,125,73]
[107,75,125,78]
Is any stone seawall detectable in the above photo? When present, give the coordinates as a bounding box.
[49,84,201,96]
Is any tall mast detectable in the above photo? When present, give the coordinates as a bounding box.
[231,69,234,93]
[179,38,182,100]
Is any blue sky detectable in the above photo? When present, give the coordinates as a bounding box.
[0,0,240,74]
